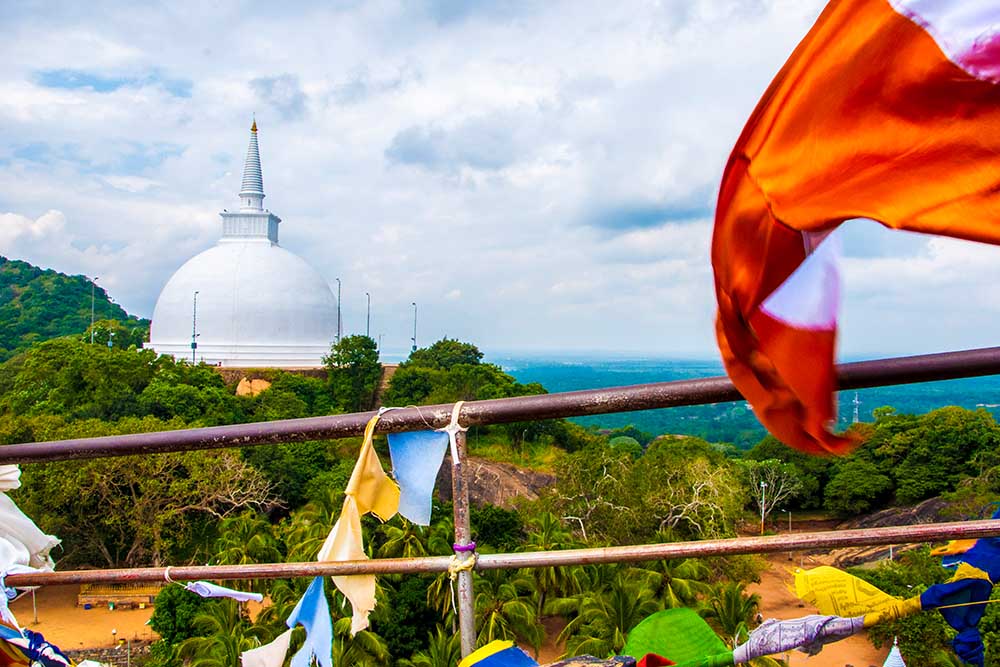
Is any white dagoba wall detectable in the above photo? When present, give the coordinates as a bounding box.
[149,122,337,367]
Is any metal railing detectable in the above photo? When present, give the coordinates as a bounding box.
[6,345,1000,658]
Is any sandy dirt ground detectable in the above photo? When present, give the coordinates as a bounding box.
[8,585,158,650]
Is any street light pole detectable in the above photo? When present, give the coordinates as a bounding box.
[336,278,342,343]
[411,302,417,353]
[783,509,792,560]
[759,481,767,536]
[366,292,371,337]
[191,291,200,364]
[90,277,99,343]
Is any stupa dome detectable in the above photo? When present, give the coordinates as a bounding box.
[148,121,337,367]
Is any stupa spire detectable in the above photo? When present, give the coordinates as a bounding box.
[239,118,264,211]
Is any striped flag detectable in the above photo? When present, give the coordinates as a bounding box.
[713,0,1000,455]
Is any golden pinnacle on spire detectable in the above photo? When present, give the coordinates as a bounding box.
[251,118,258,133]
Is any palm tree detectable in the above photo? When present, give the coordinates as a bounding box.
[700,582,761,648]
[214,511,283,593]
[376,520,429,559]
[176,599,269,667]
[397,625,462,667]
[330,617,390,667]
[552,574,661,658]
[283,489,342,562]
[474,569,543,653]
[522,512,582,615]
[253,578,309,633]
[629,558,711,609]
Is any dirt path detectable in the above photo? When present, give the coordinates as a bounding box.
[748,554,887,667]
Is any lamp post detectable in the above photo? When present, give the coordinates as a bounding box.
[191,291,200,364]
[90,277,99,343]
[336,278,342,343]
[759,481,767,535]
[365,292,371,337]
[783,509,792,560]
[377,333,383,356]
[107,331,115,350]
[411,302,417,353]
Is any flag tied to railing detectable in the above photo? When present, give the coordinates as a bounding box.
[713,0,1000,455]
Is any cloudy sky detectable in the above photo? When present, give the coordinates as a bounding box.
[2,0,999,360]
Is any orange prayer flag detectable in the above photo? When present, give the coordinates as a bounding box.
[714,0,1000,455]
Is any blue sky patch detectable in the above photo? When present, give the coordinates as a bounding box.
[34,69,192,98]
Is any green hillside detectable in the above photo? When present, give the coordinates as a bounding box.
[0,256,149,361]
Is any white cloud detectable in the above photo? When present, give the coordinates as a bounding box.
[2,0,996,358]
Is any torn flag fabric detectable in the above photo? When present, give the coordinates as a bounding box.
[317,415,399,634]
[285,576,333,667]
[713,0,1000,455]
[388,430,449,525]
[731,615,864,662]
[921,578,994,667]
[184,581,264,603]
[317,496,376,635]
[240,629,293,667]
[0,466,59,574]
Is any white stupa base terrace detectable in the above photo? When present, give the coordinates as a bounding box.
[150,342,331,368]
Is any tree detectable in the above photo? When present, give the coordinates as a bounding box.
[551,445,638,543]
[553,574,661,658]
[325,335,381,412]
[212,512,283,593]
[744,435,834,510]
[739,459,803,533]
[700,582,761,648]
[608,436,643,459]
[885,407,1000,504]
[823,460,893,517]
[630,555,711,609]
[473,570,543,652]
[406,338,483,370]
[149,584,212,645]
[175,600,268,667]
[398,625,461,667]
[18,441,276,567]
[638,442,745,539]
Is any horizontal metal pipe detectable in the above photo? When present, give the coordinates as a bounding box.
[7,519,1000,586]
[4,346,1000,464]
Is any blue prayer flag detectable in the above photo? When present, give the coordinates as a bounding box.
[388,430,450,525]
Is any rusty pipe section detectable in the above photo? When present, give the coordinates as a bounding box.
[7,519,1000,587]
[4,346,1000,464]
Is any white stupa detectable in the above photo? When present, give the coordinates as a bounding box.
[149,121,337,367]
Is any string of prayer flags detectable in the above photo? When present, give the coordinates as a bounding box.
[317,415,399,634]
[285,576,333,667]
[388,430,450,525]
[713,0,1000,454]
[184,581,264,603]
[794,564,997,665]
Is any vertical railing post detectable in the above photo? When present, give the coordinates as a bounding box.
[451,429,477,657]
